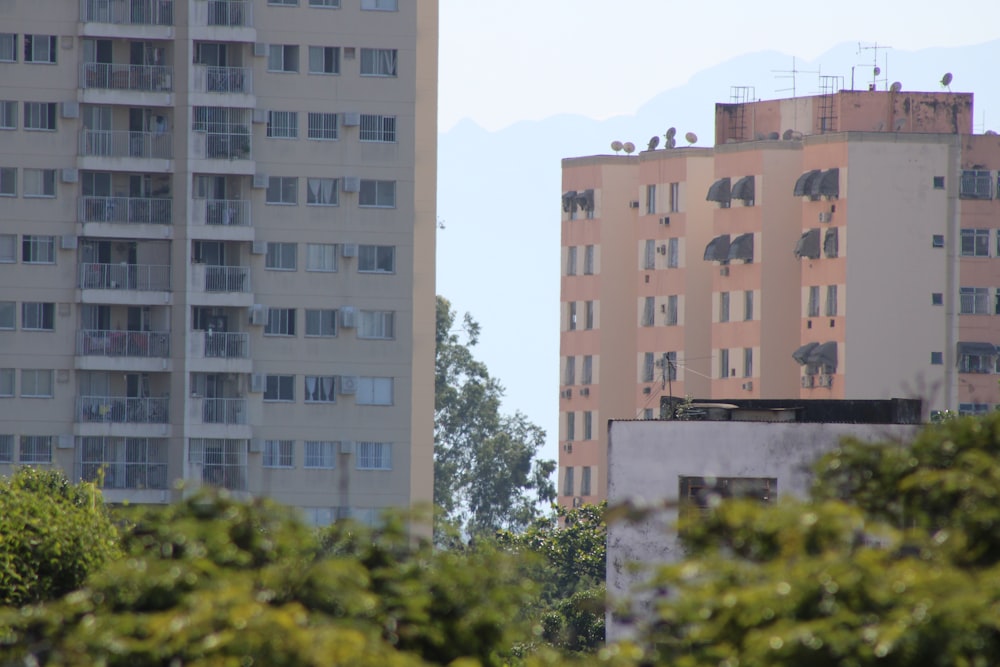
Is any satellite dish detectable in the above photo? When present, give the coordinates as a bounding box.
[890,81,902,93]
[940,72,953,90]
[665,137,676,149]
[874,120,885,132]
[611,140,623,154]
[985,130,999,136]
[665,127,677,139]
[873,66,881,76]
[767,131,780,140]
[893,118,907,132]
[622,142,635,155]
[684,132,697,146]
[782,129,794,141]
[647,135,660,151]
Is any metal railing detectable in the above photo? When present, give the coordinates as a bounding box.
[77,329,170,357]
[204,265,250,293]
[80,0,174,25]
[202,397,247,425]
[79,196,172,224]
[78,262,171,291]
[76,395,169,424]
[80,62,174,92]
[201,132,252,160]
[79,130,173,159]
[205,199,251,226]
[80,460,169,489]
[194,65,253,94]
[203,331,249,359]
[205,0,252,27]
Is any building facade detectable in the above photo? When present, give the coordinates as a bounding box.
[560,90,1000,507]
[0,0,438,525]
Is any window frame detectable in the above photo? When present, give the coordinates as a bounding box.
[359,48,398,77]
[358,179,396,208]
[646,184,656,215]
[0,369,13,398]
[361,0,398,9]
[359,113,396,142]
[0,33,15,63]
[0,234,15,262]
[357,244,395,274]
[825,285,838,317]
[306,112,339,141]
[306,177,339,206]
[358,310,395,340]
[263,374,295,402]
[305,243,338,272]
[960,287,989,315]
[19,435,53,464]
[309,0,341,7]
[356,377,393,406]
[23,102,56,131]
[23,169,56,198]
[22,236,55,264]
[304,375,336,403]
[24,35,57,64]
[20,369,54,398]
[263,439,295,469]
[355,441,392,470]
[307,45,340,75]
[266,110,298,139]
[0,302,14,329]
[304,309,338,337]
[21,302,54,331]
[304,441,336,469]
[265,242,297,271]
[264,308,297,337]
[0,101,16,130]
[0,167,15,197]
[265,176,298,205]
[960,228,991,257]
[267,44,299,73]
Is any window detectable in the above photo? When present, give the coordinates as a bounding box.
[263,374,295,401]
[19,436,52,463]
[931,352,943,365]
[959,170,992,199]
[21,369,53,398]
[643,408,654,421]
[22,302,54,331]
[646,184,656,214]
[263,440,294,468]
[306,243,337,272]
[0,168,15,196]
[664,351,677,381]
[307,113,338,140]
[306,177,338,205]
[266,176,298,204]
[265,308,296,336]
[643,239,655,270]
[356,441,392,470]
[568,302,576,331]
[359,48,397,76]
[79,437,168,489]
[669,182,680,212]
[358,245,395,273]
[667,238,679,268]
[0,234,14,262]
[309,0,341,7]
[0,101,16,129]
[744,290,753,321]
[356,377,393,405]
[22,236,55,263]
[961,229,990,257]
[0,302,13,329]
[565,412,575,442]
[359,114,396,142]
[719,292,730,323]
[268,0,298,5]
[932,292,944,306]
[566,246,577,276]
[959,403,991,416]
[268,44,299,72]
[0,435,11,462]
[564,356,576,385]
[305,309,337,337]
[932,234,945,248]
[584,245,595,275]
[266,111,298,138]
[303,442,336,470]
[958,352,995,374]
[823,228,839,258]
[581,466,592,496]
[265,242,297,270]
[0,33,15,62]
[825,285,838,316]
[642,297,654,327]
[189,439,247,491]
[642,352,654,383]
[23,169,56,197]
[582,355,593,384]
[308,46,340,74]
[680,476,776,510]
[563,466,574,495]
[359,179,396,207]
[24,102,56,131]
[666,295,678,326]
[358,311,394,339]
[24,35,57,64]
[720,349,730,379]
[743,348,753,378]
[933,176,945,189]
[0,369,13,397]
[960,287,989,315]
[583,411,593,440]
[807,286,820,318]
[361,0,398,9]
[304,376,336,403]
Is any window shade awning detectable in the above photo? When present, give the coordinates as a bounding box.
[728,232,754,261]
[731,175,755,202]
[794,228,821,259]
[792,342,819,365]
[808,341,838,368]
[793,170,821,196]
[706,177,731,204]
[812,168,840,198]
[703,234,731,262]
[957,342,999,356]
[562,190,577,212]
[575,189,594,211]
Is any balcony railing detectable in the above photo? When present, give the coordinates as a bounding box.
[199,132,251,160]
[79,196,172,225]
[78,262,171,291]
[202,398,247,425]
[77,329,170,358]
[205,199,251,226]
[204,331,249,358]
[204,265,250,293]
[77,395,169,424]
[194,65,253,94]
[80,0,174,25]
[204,0,252,27]
[80,130,173,159]
[81,62,173,93]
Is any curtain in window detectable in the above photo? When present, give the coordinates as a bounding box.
[305,375,317,401]
[323,376,334,402]
[380,49,396,76]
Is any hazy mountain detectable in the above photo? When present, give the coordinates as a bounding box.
[437,39,1000,459]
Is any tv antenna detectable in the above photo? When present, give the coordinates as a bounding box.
[772,56,819,97]
[856,41,892,90]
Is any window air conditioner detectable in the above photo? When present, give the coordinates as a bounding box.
[249,439,264,453]
[249,373,264,393]
[252,108,268,124]
[61,168,78,184]
[253,43,268,57]
[60,234,78,250]
[643,387,651,395]
[252,173,268,189]
[339,440,355,455]
[338,375,358,395]
[248,304,267,326]
[341,243,358,258]
[250,240,267,255]
[341,177,361,193]
[341,112,361,127]
[563,443,573,453]
[61,102,79,119]
[339,306,357,329]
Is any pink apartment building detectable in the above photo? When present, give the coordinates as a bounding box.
[560,89,1000,507]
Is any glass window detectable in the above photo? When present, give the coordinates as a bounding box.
[356,377,392,405]
[266,111,298,138]
[361,0,398,8]
[307,112,338,140]
[24,35,57,64]
[265,242,297,270]
[358,311,394,339]
[646,184,656,214]
[304,376,335,403]
[359,48,397,76]
[309,0,341,7]
[305,243,337,271]
[266,176,298,204]
[961,229,990,257]
[24,102,56,130]
[21,302,54,331]
[357,245,395,273]
[826,285,838,316]
[358,179,396,207]
[263,374,295,401]
[21,369,54,397]
[306,177,338,205]
[23,169,56,197]
[22,236,55,263]
[264,308,296,336]
[267,44,299,72]
[359,114,395,142]
[263,440,294,468]
[0,101,16,129]
[355,441,392,470]
[305,309,337,337]
[0,168,15,196]
[0,369,13,397]
[19,436,52,463]
[304,441,336,469]
[0,234,15,262]
[719,292,730,323]
[308,46,339,74]
[0,302,14,329]
[0,33,15,62]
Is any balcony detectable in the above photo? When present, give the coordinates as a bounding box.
[189,199,252,240]
[192,65,253,95]
[78,262,171,291]
[77,329,170,357]
[80,0,174,26]
[204,331,248,359]
[193,0,253,28]
[202,397,247,425]
[79,130,173,160]
[79,196,172,225]
[206,266,250,293]
[81,63,173,93]
[76,395,169,424]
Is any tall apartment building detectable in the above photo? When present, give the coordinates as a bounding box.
[560,89,1000,507]
[0,0,438,525]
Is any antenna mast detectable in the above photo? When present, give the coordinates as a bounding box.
[772,56,819,98]
[857,41,892,90]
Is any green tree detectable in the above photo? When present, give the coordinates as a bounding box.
[0,468,120,607]
[435,296,556,538]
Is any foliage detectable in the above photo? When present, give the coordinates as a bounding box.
[435,295,556,538]
[0,468,120,607]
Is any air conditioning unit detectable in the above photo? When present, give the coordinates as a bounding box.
[60,168,78,184]
[250,240,267,255]
[340,307,357,329]
[572,496,583,508]
[741,381,753,391]
[341,243,358,258]
[57,434,74,450]
[249,373,264,393]
[660,216,670,225]
[60,234,78,250]
[818,211,833,223]
[801,375,815,388]
[580,388,590,396]
[341,112,361,127]
[249,439,264,453]
[253,43,268,57]
[61,101,79,119]
[338,375,358,395]
[252,173,268,189]
[628,200,640,209]
[339,440,355,455]
[819,374,833,388]
[343,47,356,59]
[720,266,730,276]
[341,177,361,193]
[248,304,267,326]
[252,108,268,124]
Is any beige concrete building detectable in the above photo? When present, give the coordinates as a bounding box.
[560,89,1000,507]
[0,0,438,525]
